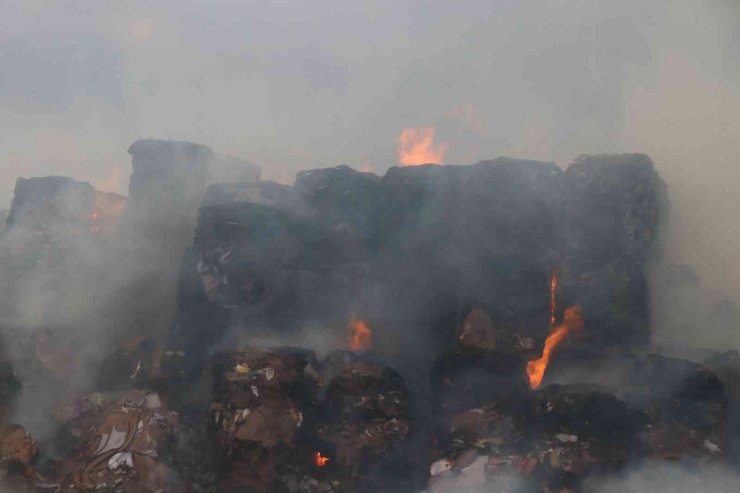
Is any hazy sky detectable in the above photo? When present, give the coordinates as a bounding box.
[1,0,738,295]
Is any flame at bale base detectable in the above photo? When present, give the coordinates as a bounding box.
[348,313,373,351]
[527,306,584,389]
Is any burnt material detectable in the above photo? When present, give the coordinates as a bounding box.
[172,155,667,381]
[46,389,184,492]
[0,147,689,492]
[316,352,413,492]
[430,383,640,492]
[208,348,320,492]
[531,384,638,490]
[173,158,570,369]
[431,348,530,426]
[624,354,727,460]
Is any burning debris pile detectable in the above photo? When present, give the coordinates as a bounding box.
[428,355,730,492]
[0,140,736,492]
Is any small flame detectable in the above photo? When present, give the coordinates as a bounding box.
[348,313,373,351]
[397,127,447,166]
[313,451,330,467]
[526,306,584,389]
[549,269,559,326]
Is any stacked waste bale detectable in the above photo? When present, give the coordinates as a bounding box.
[208,348,320,491]
[50,389,183,492]
[316,351,414,492]
[561,154,668,351]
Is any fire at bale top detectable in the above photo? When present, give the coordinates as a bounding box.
[0,139,739,493]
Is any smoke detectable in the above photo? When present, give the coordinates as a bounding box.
[0,0,738,489]
[428,460,740,493]
[0,216,135,443]
[584,461,740,493]
[0,4,737,302]
[428,462,740,493]
[1,1,737,296]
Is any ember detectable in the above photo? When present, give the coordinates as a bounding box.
[527,306,584,388]
[397,127,446,165]
[348,313,373,351]
[313,451,330,467]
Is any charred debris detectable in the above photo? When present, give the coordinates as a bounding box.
[0,140,737,492]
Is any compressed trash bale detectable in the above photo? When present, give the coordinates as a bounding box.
[52,389,182,492]
[0,424,38,475]
[431,348,530,425]
[531,384,639,490]
[315,352,413,491]
[561,154,668,350]
[428,399,535,492]
[208,348,320,492]
[624,354,727,460]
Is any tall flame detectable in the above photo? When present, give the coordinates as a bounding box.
[348,313,373,351]
[549,269,559,326]
[313,451,330,467]
[526,306,584,389]
[397,127,447,166]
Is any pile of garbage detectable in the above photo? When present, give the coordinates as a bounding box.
[1,141,737,492]
[52,389,182,492]
[208,348,319,491]
[316,352,413,491]
[428,353,731,492]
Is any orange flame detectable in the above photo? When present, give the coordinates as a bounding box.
[313,451,330,467]
[348,313,373,351]
[549,269,559,326]
[526,306,584,389]
[397,127,447,166]
[88,191,127,236]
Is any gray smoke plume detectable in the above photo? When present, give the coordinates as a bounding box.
[1,1,737,309]
[0,0,739,490]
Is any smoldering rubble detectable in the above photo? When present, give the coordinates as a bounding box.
[0,140,738,492]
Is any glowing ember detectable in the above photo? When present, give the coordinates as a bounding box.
[313,451,330,467]
[526,306,584,389]
[549,269,559,326]
[348,313,373,351]
[397,127,447,166]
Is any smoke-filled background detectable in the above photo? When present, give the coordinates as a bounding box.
[1,0,739,312]
[0,1,739,491]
